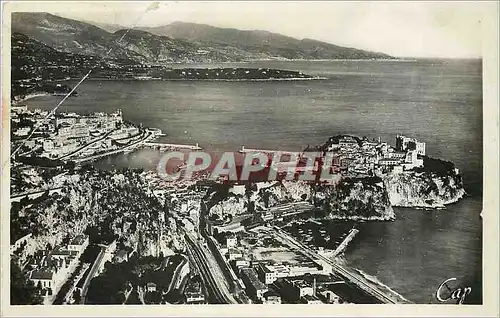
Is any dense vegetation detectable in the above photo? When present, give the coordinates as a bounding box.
[86,254,184,304]
[413,156,456,176]
[10,257,43,305]
[12,12,394,65]
[314,176,394,220]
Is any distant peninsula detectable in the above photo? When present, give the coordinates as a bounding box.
[95,67,321,81]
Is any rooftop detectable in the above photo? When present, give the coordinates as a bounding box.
[302,294,322,302]
[70,234,89,246]
[241,268,267,291]
[30,270,53,280]
[115,249,128,258]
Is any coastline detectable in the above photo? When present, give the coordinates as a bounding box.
[325,214,395,222]
[12,92,50,104]
[169,58,409,63]
[391,190,467,210]
[12,92,73,105]
[84,76,329,82]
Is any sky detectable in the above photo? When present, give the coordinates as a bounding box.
[9,1,493,58]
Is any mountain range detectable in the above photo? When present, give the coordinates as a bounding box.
[12,12,394,63]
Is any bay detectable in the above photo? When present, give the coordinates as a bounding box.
[24,59,483,303]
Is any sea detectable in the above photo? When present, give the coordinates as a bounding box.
[24,59,483,304]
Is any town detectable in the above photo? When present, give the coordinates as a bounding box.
[10,107,421,305]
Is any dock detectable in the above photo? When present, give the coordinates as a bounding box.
[332,228,359,258]
[238,145,299,156]
[271,226,412,304]
[144,142,202,150]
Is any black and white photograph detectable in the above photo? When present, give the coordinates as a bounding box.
[1,1,498,316]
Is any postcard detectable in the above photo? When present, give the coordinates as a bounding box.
[1,1,498,317]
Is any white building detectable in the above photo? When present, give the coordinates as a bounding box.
[293,280,314,298]
[14,127,30,136]
[43,140,54,151]
[10,233,32,253]
[67,235,89,254]
[30,270,55,290]
[226,236,238,248]
[257,263,323,285]
[396,135,426,156]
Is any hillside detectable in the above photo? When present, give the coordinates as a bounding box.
[11,32,102,98]
[12,12,394,62]
[11,12,142,61]
[138,21,394,60]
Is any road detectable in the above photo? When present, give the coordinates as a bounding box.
[271,226,412,304]
[184,234,238,304]
[80,246,106,304]
[73,131,154,163]
[10,186,63,202]
[166,255,188,294]
[266,201,315,218]
[59,129,116,160]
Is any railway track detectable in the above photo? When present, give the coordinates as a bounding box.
[272,227,411,304]
[185,234,237,304]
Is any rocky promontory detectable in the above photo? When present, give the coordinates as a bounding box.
[313,177,395,221]
[382,158,466,208]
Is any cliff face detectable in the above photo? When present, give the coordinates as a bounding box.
[382,170,466,208]
[209,194,248,217]
[204,162,466,222]
[314,177,395,221]
[253,181,310,210]
[205,184,249,219]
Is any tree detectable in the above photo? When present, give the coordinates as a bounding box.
[10,258,43,305]
[73,289,81,304]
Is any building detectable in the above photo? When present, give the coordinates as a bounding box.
[182,219,195,233]
[258,264,290,284]
[67,235,89,254]
[403,150,424,169]
[30,270,55,290]
[262,290,281,304]
[43,140,54,151]
[378,158,401,166]
[393,165,404,174]
[14,127,30,137]
[396,135,426,155]
[240,268,268,301]
[185,276,205,304]
[28,240,86,298]
[257,263,323,285]
[10,233,32,253]
[232,258,250,272]
[207,220,245,235]
[55,117,77,127]
[301,294,323,304]
[318,290,341,304]
[390,151,407,160]
[226,235,238,248]
[11,105,28,113]
[146,282,157,292]
[226,248,243,261]
[339,136,358,148]
[185,292,205,304]
[113,250,128,263]
[292,280,314,298]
